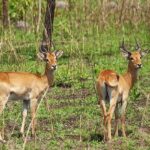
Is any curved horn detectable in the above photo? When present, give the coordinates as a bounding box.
[40,41,49,53]
[120,39,131,58]
[120,39,130,53]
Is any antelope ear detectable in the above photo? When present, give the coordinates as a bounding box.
[37,52,46,61]
[120,48,131,59]
[54,50,63,58]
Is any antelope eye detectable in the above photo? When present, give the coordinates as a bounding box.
[130,57,134,60]
[45,59,49,62]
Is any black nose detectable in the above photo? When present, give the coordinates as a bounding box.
[137,64,142,68]
[52,65,57,70]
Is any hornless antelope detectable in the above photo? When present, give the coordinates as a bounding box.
[96,40,147,141]
[0,50,63,143]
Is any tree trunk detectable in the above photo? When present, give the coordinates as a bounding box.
[40,0,56,52]
[2,0,9,28]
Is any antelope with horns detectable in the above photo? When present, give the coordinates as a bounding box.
[0,49,63,143]
[96,40,147,141]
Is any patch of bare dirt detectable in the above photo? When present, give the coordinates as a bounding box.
[38,119,51,132]
[133,93,147,108]
[65,134,83,141]
[63,115,79,129]
[139,127,150,134]
[5,121,20,135]
[56,82,72,88]
[48,101,96,110]
[78,77,89,82]
[49,88,92,100]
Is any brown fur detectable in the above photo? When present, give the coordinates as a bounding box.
[96,48,145,141]
[0,50,63,143]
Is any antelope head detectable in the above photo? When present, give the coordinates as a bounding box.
[37,50,63,71]
[120,39,147,69]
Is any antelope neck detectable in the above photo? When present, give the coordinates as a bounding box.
[123,62,138,90]
[42,64,55,87]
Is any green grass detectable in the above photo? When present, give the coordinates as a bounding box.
[0,0,150,149]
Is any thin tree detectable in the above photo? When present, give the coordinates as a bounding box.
[2,0,9,28]
[40,0,56,52]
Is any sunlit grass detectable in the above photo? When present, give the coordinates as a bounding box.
[0,0,150,149]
